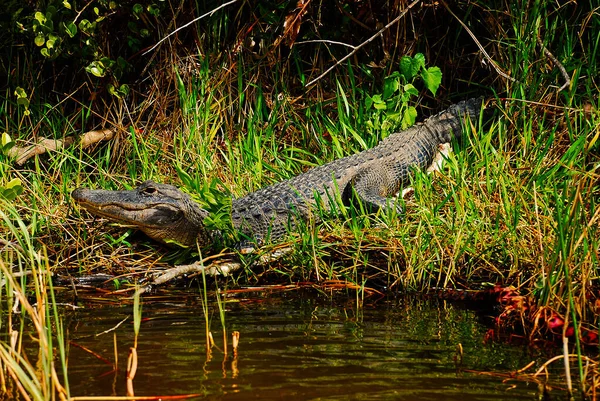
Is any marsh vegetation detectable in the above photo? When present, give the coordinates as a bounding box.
[0,0,599,398]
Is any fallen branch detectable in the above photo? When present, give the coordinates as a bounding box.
[136,246,294,294]
[8,129,114,166]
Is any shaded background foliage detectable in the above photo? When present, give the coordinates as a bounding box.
[0,0,520,128]
[1,0,597,136]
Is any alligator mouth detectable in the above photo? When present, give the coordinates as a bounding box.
[75,200,183,228]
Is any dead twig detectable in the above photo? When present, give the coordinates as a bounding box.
[305,0,421,88]
[440,0,518,85]
[536,35,571,92]
[8,129,114,166]
[143,0,240,55]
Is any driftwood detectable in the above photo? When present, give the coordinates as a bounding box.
[137,247,294,294]
[8,129,114,165]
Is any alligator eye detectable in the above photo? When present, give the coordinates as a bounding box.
[142,186,158,195]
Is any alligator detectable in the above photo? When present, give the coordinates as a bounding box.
[72,98,483,250]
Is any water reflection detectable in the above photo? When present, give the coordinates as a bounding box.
[63,292,538,400]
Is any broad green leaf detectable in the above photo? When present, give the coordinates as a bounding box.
[118,84,130,96]
[107,84,118,97]
[14,87,27,99]
[421,66,442,95]
[1,132,12,147]
[382,76,399,100]
[100,57,115,68]
[374,102,387,110]
[0,179,24,200]
[1,134,15,153]
[403,83,419,96]
[34,11,46,24]
[413,53,426,71]
[6,178,22,190]
[401,106,417,129]
[133,3,143,14]
[400,55,422,81]
[148,4,160,16]
[40,47,50,57]
[63,0,71,9]
[17,97,29,107]
[64,21,77,38]
[399,56,414,80]
[34,33,45,46]
[79,19,94,33]
[86,62,105,77]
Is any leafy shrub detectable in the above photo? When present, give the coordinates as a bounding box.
[364,53,442,138]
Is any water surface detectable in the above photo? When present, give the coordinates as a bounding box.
[62,290,539,400]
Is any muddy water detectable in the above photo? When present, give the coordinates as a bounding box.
[63,291,539,400]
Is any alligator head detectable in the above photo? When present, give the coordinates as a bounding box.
[72,180,211,248]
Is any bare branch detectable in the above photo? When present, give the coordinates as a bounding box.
[143,0,240,55]
[536,35,571,92]
[305,0,421,88]
[295,40,356,49]
[440,0,518,84]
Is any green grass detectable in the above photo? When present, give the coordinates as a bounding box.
[1,0,599,397]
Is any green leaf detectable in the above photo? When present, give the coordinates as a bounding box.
[400,53,427,81]
[1,133,15,153]
[118,84,130,96]
[403,83,419,96]
[374,102,387,110]
[34,33,45,46]
[107,84,117,97]
[40,47,50,57]
[133,3,143,14]
[148,4,160,16]
[399,56,414,80]
[421,66,442,95]
[63,0,71,9]
[382,76,399,100]
[413,53,426,71]
[14,87,27,99]
[63,21,77,38]
[401,106,417,129]
[79,19,95,33]
[86,61,105,77]
[365,95,374,110]
[34,11,46,24]
[6,178,22,190]
[0,179,24,201]
[1,132,12,148]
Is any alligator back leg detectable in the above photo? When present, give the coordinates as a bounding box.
[349,165,404,213]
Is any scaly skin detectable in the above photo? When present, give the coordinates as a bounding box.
[73,98,484,248]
